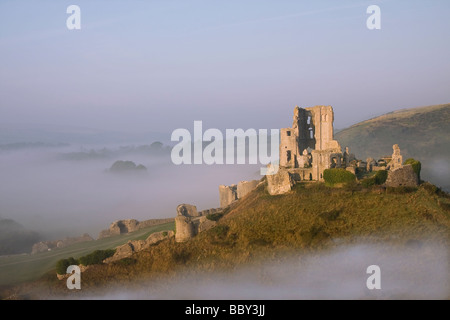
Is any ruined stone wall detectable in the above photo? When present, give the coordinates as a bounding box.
[287,168,314,182]
[175,216,195,242]
[219,184,237,208]
[136,218,175,229]
[295,107,315,154]
[176,204,199,217]
[280,128,298,168]
[387,144,403,170]
[32,233,94,254]
[385,165,419,187]
[174,204,221,242]
[198,208,222,216]
[266,169,295,195]
[98,218,174,239]
[104,230,174,263]
[237,180,260,199]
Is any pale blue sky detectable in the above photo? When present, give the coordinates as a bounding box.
[1,0,449,134]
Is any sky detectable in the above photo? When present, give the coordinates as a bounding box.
[1,0,449,135]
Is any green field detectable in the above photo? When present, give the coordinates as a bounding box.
[0,222,174,286]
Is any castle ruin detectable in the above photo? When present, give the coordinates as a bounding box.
[267,105,418,195]
[174,105,420,242]
[267,105,347,194]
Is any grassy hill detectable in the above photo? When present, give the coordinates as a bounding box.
[14,180,449,298]
[0,222,174,288]
[335,103,450,190]
[2,104,449,299]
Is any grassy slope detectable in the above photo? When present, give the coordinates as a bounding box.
[28,182,450,297]
[335,103,450,188]
[0,222,174,287]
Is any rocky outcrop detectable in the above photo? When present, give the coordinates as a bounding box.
[103,230,174,263]
[31,233,93,254]
[385,164,419,187]
[219,185,237,208]
[98,218,174,239]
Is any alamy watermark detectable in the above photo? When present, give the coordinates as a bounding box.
[171,121,280,175]
[366,265,381,290]
[367,5,381,30]
[66,265,81,290]
[64,5,380,32]
[66,5,81,30]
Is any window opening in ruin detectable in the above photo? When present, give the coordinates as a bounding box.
[307,116,311,125]
[309,173,313,181]
[287,131,291,136]
[287,150,291,162]
[309,129,314,139]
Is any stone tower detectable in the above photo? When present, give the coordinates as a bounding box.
[279,105,342,180]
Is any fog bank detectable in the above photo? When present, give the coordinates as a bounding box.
[81,243,449,300]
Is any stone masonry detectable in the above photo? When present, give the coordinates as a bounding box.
[175,204,223,242]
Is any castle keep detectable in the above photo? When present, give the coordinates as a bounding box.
[266,105,348,194]
[279,105,343,180]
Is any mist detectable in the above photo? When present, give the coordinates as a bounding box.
[424,158,450,192]
[0,145,261,240]
[76,242,449,300]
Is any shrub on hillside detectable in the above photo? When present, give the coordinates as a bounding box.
[55,257,78,275]
[361,177,376,188]
[374,170,388,185]
[78,249,115,266]
[361,170,388,188]
[421,182,439,195]
[323,169,356,186]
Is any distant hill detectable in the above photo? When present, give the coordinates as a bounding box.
[108,160,147,174]
[335,104,450,190]
[0,219,40,256]
[0,123,169,145]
